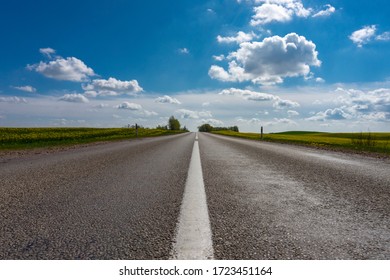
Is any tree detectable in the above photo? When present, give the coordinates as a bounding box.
[168,116,181,130]
[198,123,213,132]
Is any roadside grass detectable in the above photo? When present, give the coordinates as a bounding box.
[211,130,390,155]
[0,127,185,150]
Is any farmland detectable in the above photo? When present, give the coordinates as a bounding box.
[212,130,390,155]
[0,127,185,150]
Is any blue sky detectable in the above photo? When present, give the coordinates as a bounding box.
[1,0,390,132]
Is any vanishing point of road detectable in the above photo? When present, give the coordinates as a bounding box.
[0,132,389,259]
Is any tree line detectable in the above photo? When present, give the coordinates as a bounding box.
[198,123,239,132]
[156,116,188,132]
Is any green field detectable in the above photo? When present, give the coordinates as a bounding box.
[212,130,390,155]
[0,127,185,150]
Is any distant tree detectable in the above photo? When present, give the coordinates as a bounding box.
[168,116,181,130]
[211,126,239,132]
[198,123,213,132]
[156,124,168,130]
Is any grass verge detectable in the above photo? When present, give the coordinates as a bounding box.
[211,130,390,155]
[0,127,185,150]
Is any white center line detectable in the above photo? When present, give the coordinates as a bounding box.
[170,133,214,260]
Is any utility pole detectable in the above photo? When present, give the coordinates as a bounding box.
[135,123,138,137]
[261,126,263,140]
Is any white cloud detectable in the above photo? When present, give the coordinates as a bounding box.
[176,109,212,119]
[287,110,299,117]
[59,93,89,103]
[208,65,237,82]
[349,26,390,47]
[82,77,143,96]
[154,95,181,104]
[179,48,190,54]
[13,85,37,93]
[312,4,335,18]
[273,97,300,109]
[219,88,300,110]
[250,0,311,26]
[219,88,276,101]
[212,55,225,61]
[266,117,297,126]
[28,57,95,82]
[308,87,390,122]
[376,31,390,41]
[217,31,258,44]
[199,118,224,126]
[315,77,325,83]
[0,96,27,103]
[349,25,377,47]
[307,108,350,121]
[142,110,158,117]
[114,102,157,117]
[115,102,142,110]
[210,33,321,85]
[39,47,56,58]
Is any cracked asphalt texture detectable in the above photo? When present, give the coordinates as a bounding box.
[1,132,389,259]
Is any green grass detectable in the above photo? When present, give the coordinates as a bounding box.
[0,127,185,150]
[211,130,390,155]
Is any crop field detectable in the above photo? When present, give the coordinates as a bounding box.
[0,127,184,150]
[212,130,390,155]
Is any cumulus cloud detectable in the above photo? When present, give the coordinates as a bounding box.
[306,108,350,121]
[250,0,311,26]
[219,88,276,101]
[376,31,390,41]
[39,47,56,58]
[349,25,377,47]
[154,95,181,104]
[200,118,224,126]
[273,98,300,109]
[349,26,390,47]
[308,88,390,122]
[0,96,27,103]
[287,110,299,117]
[176,109,212,119]
[28,57,95,82]
[59,93,89,103]
[13,85,36,93]
[82,77,143,97]
[115,102,157,116]
[179,48,190,54]
[115,102,143,110]
[209,33,321,85]
[217,31,258,44]
[312,4,335,18]
[219,88,300,110]
[212,55,225,61]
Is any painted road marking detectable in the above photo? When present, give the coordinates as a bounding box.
[170,133,214,260]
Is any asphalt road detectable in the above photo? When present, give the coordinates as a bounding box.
[0,132,389,259]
